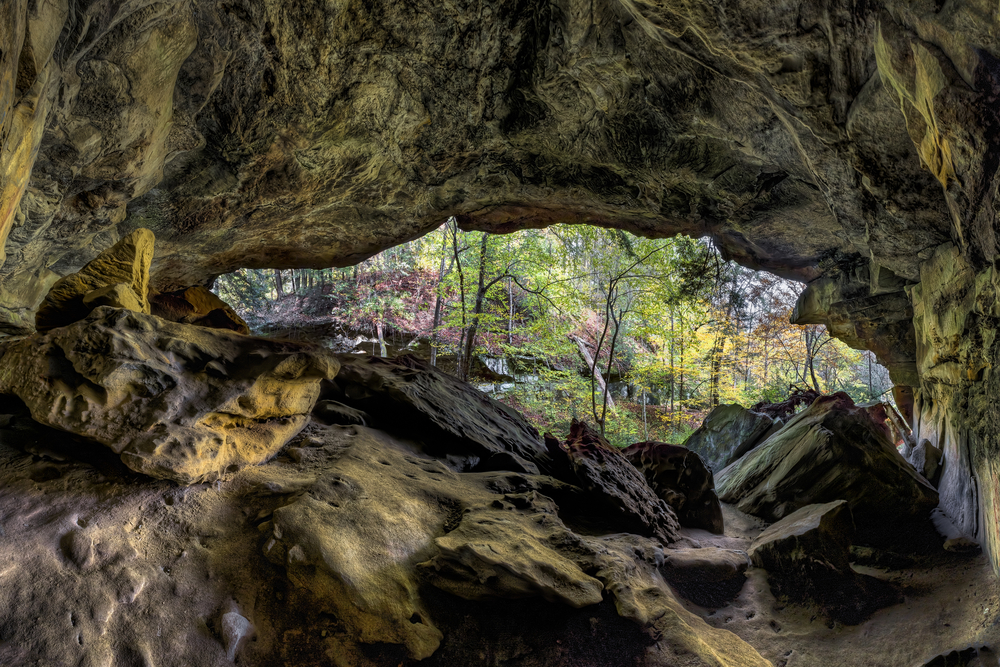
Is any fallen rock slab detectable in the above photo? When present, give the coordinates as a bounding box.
[35,228,154,332]
[661,547,750,607]
[0,307,339,483]
[327,354,549,474]
[748,500,902,624]
[682,404,781,473]
[622,441,724,533]
[717,392,940,551]
[151,285,250,335]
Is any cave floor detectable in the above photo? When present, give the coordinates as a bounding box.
[685,505,1000,666]
[0,415,997,666]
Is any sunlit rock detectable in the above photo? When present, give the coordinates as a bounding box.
[0,307,339,483]
[682,404,781,474]
[151,286,250,335]
[34,228,154,333]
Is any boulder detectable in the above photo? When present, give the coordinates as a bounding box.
[682,404,781,473]
[256,423,769,666]
[151,285,250,335]
[34,228,154,332]
[660,547,750,607]
[0,307,339,483]
[717,392,940,550]
[327,354,550,474]
[621,441,724,534]
[748,500,901,624]
[420,491,605,608]
[921,646,999,667]
[544,420,681,546]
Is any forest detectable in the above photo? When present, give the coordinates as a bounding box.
[213,221,893,446]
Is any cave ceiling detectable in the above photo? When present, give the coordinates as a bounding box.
[1,0,997,328]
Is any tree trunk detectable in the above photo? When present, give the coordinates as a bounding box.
[709,332,726,408]
[599,308,624,434]
[669,309,675,420]
[273,269,284,299]
[452,224,468,379]
[571,336,616,411]
[376,321,387,357]
[429,228,454,367]
[459,234,490,382]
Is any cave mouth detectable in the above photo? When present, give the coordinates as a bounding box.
[210,223,899,446]
[0,221,986,667]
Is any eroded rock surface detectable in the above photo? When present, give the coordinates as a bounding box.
[251,422,765,665]
[0,307,339,483]
[748,500,901,625]
[151,286,250,335]
[545,420,681,546]
[717,392,939,551]
[622,440,724,534]
[34,228,154,332]
[0,357,995,666]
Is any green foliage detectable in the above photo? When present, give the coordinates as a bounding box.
[212,221,897,445]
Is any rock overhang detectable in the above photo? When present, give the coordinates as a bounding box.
[2,0,980,318]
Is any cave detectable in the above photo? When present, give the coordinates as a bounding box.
[1,0,999,665]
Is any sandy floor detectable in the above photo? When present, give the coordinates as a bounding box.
[678,504,1000,666]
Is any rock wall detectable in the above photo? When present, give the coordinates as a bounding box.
[910,243,1000,570]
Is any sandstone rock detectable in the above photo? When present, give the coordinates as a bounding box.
[545,420,681,546]
[748,500,901,624]
[34,229,154,332]
[420,491,605,608]
[0,307,339,483]
[151,286,250,335]
[661,547,750,608]
[621,441,724,534]
[909,439,943,487]
[82,283,145,313]
[717,392,939,550]
[682,404,781,473]
[327,354,550,474]
[921,646,998,667]
[255,422,765,666]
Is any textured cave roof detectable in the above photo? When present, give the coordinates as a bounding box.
[1,0,996,321]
